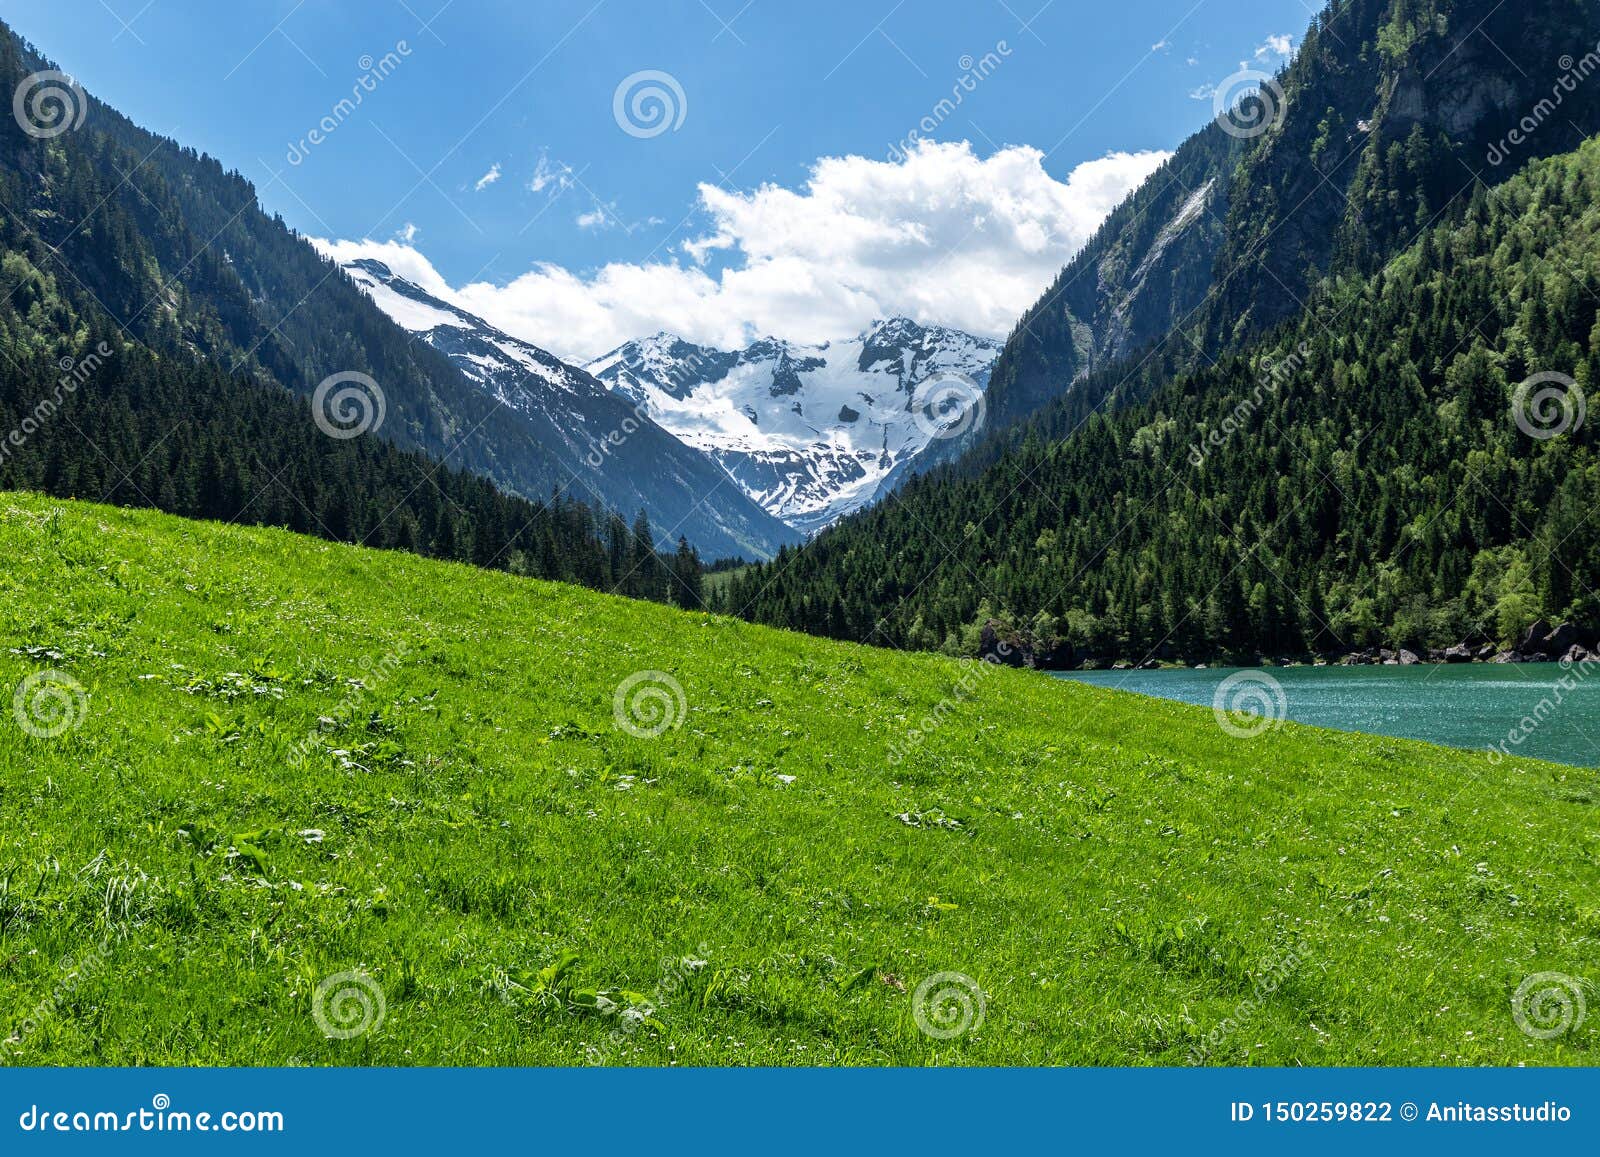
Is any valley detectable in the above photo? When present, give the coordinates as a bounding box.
[1,0,1598,1080]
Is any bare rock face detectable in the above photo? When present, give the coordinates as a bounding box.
[1520,620,1554,653]
[1543,623,1584,656]
[1509,622,1595,663]
[1444,644,1474,663]
[1387,55,1519,138]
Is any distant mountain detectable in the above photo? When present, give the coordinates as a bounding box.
[586,320,1001,533]
[337,259,802,561]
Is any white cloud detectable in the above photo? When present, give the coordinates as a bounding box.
[1151,38,1171,52]
[316,141,1168,363]
[576,205,615,230]
[529,151,574,195]
[1253,34,1294,65]
[396,222,419,243]
[474,162,502,191]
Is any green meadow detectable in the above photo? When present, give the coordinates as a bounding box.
[0,493,1594,1065]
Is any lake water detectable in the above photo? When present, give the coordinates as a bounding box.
[1051,663,1600,768]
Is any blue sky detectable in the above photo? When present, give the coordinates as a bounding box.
[12,0,1309,358]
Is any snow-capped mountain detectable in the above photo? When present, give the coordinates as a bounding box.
[339,258,802,560]
[586,321,1003,533]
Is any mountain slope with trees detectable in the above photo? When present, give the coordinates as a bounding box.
[0,27,704,606]
[721,133,1600,661]
[0,21,781,559]
[983,0,1600,443]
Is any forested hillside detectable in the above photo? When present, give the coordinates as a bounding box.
[978,0,1600,442]
[721,137,1600,661]
[0,28,704,605]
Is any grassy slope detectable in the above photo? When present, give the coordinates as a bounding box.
[0,494,1595,1066]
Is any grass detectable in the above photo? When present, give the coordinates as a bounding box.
[0,493,1596,1066]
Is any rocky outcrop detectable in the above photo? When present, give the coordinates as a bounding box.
[1519,620,1554,657]
[978,623,1027,668]
[1489,623,1600,665]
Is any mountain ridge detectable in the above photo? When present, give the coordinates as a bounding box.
[984,0,1600,441]
[0,21,719,604]
[0,22,795,562]
[586,320,1001,533]
[336,257,802,560]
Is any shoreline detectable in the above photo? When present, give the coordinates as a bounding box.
[979,621,1599,674]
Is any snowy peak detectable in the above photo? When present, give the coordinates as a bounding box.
[584,332,742,401]
[343,259,608,404]
[341,254,998,543]
[854,317,997,385]
[336,257,802,561]
[585,321,1002,533]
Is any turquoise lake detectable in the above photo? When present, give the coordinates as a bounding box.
[1052,662,1600,768]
